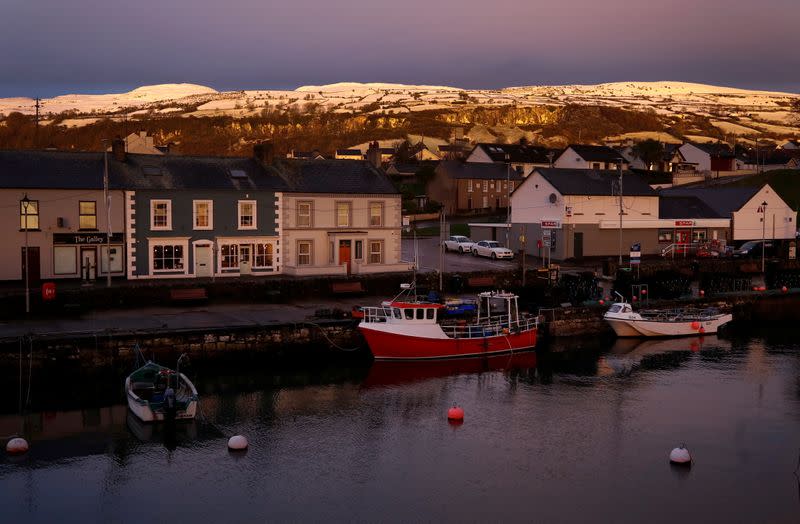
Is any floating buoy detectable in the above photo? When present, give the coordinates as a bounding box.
[447,406,464,421]
[632,296,638,302]
[669,445,692,465]
[690,321,700,330]
[6,437,29,454]
[699,290,705,297]
[782,286,788,293]
[599,299,605,305]
[641,289,647,295]
[227,435,248,451]
[752,286,758,291]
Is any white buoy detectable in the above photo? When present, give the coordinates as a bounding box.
[228,435,248,451]
[6,437,29,454]
[669,445,692,465]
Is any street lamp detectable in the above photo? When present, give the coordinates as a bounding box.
[760,201,768,273]
[21,193,30,314]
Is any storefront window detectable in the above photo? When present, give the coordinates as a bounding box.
[152,244,184,271]
[658,229,674,243]
[221,244,239,269]
[254,243,274,268]
[692,229,707,242]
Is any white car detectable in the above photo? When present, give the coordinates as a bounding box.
[472,240,514,259]
[443,235,475,253]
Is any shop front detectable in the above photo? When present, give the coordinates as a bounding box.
[52,233,125,280]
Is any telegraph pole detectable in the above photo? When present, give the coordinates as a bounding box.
[617,161,624,265]
[34,97,41,149]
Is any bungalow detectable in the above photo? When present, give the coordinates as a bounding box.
[428,161,524,215]
[466,143,556,177]
[0,150,126,283]
[553,144,629,170]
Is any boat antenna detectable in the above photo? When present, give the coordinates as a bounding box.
[614,291,625,303]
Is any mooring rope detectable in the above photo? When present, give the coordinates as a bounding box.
[296,321,362,352]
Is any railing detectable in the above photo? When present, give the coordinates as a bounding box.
[360,306,538,339]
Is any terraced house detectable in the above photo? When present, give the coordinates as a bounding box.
[113,142,288,279]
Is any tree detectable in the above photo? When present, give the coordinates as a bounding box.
[632,139,665,170]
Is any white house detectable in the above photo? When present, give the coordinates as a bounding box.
[553,144,629,170]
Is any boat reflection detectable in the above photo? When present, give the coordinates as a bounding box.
[126,412,199,446]
[362,351,537,388]
[597,335,731,377]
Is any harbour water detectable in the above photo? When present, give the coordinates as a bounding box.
[2,333,800,523]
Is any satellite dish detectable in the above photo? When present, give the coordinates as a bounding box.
[548,193,558,204]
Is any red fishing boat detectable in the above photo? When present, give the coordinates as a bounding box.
[358,286,538,360]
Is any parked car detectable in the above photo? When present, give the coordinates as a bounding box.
[732,240,775,258]
[443,235,475,253]
[472,240,514,259]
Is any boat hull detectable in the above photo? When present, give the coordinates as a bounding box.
[359,325,537,360]
[605,314,733,337]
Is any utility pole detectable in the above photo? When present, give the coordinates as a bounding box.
[760,201,768,273]
[104,144,112,287]
[438,209,445,291]
[34,97,41,149]
[617,161,624,265]
[521,224,527,287]
[505,153,511,246]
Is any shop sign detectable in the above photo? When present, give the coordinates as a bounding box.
[674,220,694,227]
[540,220,561,229]
[53,233,124,245]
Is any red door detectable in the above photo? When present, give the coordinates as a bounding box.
[339,241,351,275]
[675,230,690,254]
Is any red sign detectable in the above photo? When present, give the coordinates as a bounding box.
[540,220,561,229]
[42,282,56,301]
[674,220,694,227]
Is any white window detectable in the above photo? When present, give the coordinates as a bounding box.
[483,181,488,192]
[297,241,312,266]
[79,201,97,230]
[221,244,239,269]
[254,243,274,268]
[369,240,383,264]
[467,180,473,193]
[53,246,77,275]
[152,243,184,272]
[355,240,363,260]
[297,201,312,227]
[336,202,351,227]
[150,200,172,231]
[193,200,213,230]
[510,181,515,192]
[238,200,257,230]
[369,202,383,227]
[482,196,488,208]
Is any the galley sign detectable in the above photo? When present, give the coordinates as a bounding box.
[53,233,124,245]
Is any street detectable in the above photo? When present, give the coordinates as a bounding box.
[402,237,518,273]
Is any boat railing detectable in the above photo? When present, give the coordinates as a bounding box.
[440,316,538,339]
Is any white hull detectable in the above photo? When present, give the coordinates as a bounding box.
[125,372,198,422]
[606,313,732,337]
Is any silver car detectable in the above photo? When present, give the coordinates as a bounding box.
[472,240,514,259]
[442,235,475,253]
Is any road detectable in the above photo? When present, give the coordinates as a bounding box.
[402,237,518,273]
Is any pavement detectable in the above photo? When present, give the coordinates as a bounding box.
[0,297,368,340]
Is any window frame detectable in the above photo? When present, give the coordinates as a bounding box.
[467,179,473,193]
[150,199,172,231]
[369,201,384,227]
[335,201,352,228]
[193,200,213,230]
[658,229,674,243]
[237,200,257,230]
[354,240,363,260]
[19,199,40,230]
[368,240,384,264]
[296,200,313,228]
[78,200,97,230]
[297,240,313,266]
[151,241,186,273]
[253,243,275,269]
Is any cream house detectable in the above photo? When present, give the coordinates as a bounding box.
[280,160,410,275]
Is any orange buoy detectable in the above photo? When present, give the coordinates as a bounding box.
[632,296,638,302]
[447,406,464,421]
[690,321,700,330]
[6,438,29,454]
[698,326,705,334]
[641,289,647,295]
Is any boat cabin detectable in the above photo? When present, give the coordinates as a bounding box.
[385,302,444,324]
[607,302,633,315]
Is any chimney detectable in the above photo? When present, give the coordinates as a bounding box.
[254,141,275,164]
[111,136,126,162]
[366,141,381,168]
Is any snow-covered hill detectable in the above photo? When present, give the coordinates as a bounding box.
[2,81,797,137]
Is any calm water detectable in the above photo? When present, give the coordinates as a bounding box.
[2,335,800,523]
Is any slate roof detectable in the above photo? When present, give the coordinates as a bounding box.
[567,144,626,163]
[660,186,760,216]
[280,159,399,194]
[335,149,364,157]
[473,143,556,164]
[0,150,105,189]
[659,196,723,219]
[532,168,656,196]
[687,142,735,157]
[436,160,525,181]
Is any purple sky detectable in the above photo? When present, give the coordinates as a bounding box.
[1,0,798,97]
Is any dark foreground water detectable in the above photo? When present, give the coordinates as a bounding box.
[2,335,800,523]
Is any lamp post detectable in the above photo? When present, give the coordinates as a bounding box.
[21,193,30,314]
[760,201,768,273]
[104,144,112,287]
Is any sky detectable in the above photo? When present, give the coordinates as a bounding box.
[1,0,798,98]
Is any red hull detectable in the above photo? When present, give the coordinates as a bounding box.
[359,326,537,360]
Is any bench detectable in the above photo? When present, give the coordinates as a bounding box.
[169,288,208,302]
[331,281,365,295]
[467,276,495,289]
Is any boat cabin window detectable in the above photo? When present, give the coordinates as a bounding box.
[426,309,435,320]
[609,305,622,313]
[416,309,424,320]
[393,308,401,319]
[623,305,632,313]
[405,309,414,320]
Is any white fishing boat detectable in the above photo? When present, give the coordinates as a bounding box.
[603,299,732,338]
[125,355,198,422]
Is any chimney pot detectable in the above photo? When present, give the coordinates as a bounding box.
[111,136,126,162]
